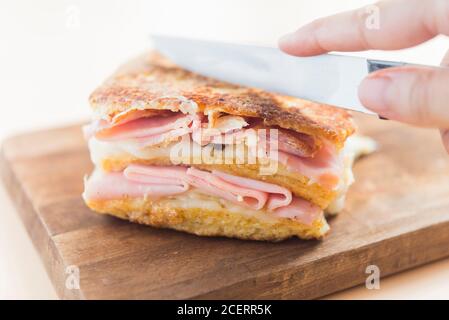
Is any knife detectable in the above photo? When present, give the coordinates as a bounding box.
[151,35,409,115]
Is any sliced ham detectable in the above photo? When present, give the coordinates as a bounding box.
[85,111,321,159]
[83,171,189,200]
[273,198,322,226]
[249,120,320,158]
[84,112,198,148]
[124,164,190,190]
[83,111,342,189]
[84,165,322,225]
[244,131,341,189]
[191,118,319,159]
[95,113,193,141]
[83,110,178,140]
[132,126,191,148]
[85,110,320,159]
[277,129,320,157]
[185,167,268,210]
[275,142,342,189]
[109,109,174,126]
[211,170,292,210]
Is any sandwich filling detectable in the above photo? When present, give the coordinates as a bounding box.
[82,52,376,240]
[84,108,347,201]
[84,164,323,226]
[83,107,373,222]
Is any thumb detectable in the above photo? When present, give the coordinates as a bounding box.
[358,65,449,128]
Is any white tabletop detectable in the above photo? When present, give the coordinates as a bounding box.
[1,0,448,299]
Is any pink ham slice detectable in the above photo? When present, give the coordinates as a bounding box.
[185,167,268,210]
[83,113,197,148]
[192,125,317,158]
[211,170,292,211]
[85,111,322,161]
[132,126,191,148]
[124,164,190,190]
[95,113,193,141]
[189,123,341,190]
[83,171,189,201]
[273,198,322,226]
[84,165,322,225]
[184,168,321,225]
[275,142,342,189]
[109,109,174,126]
[82,110,177,140]
[246,134,342,190]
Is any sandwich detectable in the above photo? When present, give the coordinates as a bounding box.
[82,52,375,241]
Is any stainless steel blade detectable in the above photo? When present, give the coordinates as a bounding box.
[151,35,405,115]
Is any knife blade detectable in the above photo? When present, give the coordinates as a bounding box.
[151,35,408,115]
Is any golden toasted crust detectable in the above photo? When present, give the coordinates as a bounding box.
[89,52,355,147]
[98,156,336,209]
[85,197,329,241]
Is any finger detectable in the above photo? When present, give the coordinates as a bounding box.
[279,0,449,56]
[358,65,449,128]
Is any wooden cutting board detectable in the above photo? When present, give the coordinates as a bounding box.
[2,114,449,300]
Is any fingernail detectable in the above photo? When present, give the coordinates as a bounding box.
[358,75,393,113]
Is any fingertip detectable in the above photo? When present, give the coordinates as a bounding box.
[278,28,325,57]
[278,32,298,54]
[278,31,308,56]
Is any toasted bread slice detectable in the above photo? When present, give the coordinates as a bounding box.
[85,190,329,241]
[89,52,355,148]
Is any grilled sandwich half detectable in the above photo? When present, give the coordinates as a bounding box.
[83,52,375,241]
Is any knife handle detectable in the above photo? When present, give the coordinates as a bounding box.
[367,59,406,73]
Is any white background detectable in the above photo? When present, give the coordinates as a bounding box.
[0,0,448,299]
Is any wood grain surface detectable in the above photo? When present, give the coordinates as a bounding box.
[1,114,449,300]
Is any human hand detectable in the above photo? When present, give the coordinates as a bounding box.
[278,0,449,153]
